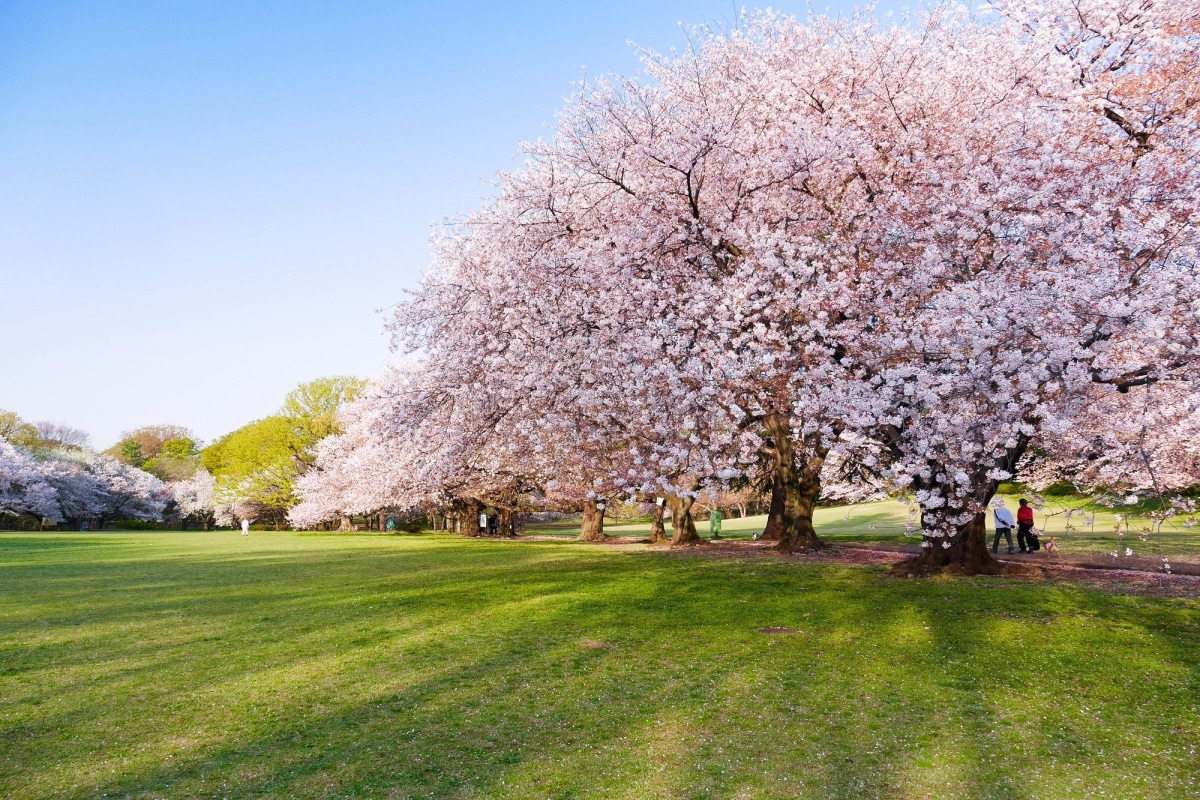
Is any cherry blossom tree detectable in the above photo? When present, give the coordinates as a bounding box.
[849,0,1200,573]
[0,438,61,524]
[377,15,859,547]
[291,362,557,534]
[171,468,217,530]
[35,456,103,528]
[83,454,167,527]
[29,450,166,529]
[302,2,1198,574]
[1023,379,1200,497]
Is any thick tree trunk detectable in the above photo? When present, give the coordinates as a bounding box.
[648,500,668,543]
[497,507,515,537]
[903,512,1004,575]
[578,499,607,542]
[338,514,354,532]
[894,437,1032,575]
[463,499,483,537]
[776,445,827,552]
[669,495,702,547]
[760,467,788,541]
[759,412,827,551]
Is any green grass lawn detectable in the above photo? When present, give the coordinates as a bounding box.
[2,531,1198,799]
[552,497,1200,562]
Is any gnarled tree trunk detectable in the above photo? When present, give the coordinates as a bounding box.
[648,500,668,543]
[895,437,1031,575]
[760,467,787,541]
[905,511,1003,575]
[775,443,827,552]
[578,499,607,542]
[760,411,827,552]
[462,498,483,537]
[338,514,354,532]
[497,507,515,537]
[669,495,702,547]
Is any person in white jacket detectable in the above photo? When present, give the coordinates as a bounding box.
[992,499,1015,554]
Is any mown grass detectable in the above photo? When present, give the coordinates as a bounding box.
[556,497,1200,562]
[1,530,1197,799]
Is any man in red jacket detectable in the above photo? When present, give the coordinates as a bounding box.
[1016,498,1036,553]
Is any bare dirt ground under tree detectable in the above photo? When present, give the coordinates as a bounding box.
[524,535,1200,599]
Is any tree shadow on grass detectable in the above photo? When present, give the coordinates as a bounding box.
[4,544,1198,799]
[904,575,1200,798]
[66,588,914,797]
[4,555,943,799]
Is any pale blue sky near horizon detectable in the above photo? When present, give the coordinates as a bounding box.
[1,0,912,450]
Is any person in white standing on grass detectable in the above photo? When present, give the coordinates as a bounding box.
[241,518,249,536]
[991,498,1015,555]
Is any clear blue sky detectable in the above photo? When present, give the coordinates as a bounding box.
[1,0,911,449]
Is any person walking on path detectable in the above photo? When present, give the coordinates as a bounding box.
[992,499,1015,554]
[1017,499,1036,553]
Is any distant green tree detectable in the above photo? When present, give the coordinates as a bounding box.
[204,416,300,525]
[0,409,42,451]
[283,376,367,465]
[202,376,364,528]
[160,437,199,459]
[142,436,202,481]
[109,426,202,481]
[108,425,193,464]
[120,440,147,468]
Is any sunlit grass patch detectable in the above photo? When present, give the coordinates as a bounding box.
[0,531,1197,799]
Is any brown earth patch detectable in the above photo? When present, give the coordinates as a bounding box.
[580,638,614,649]
[519,534,1199,597]
[654,539,1199,597]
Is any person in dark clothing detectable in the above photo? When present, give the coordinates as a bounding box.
[1017,498,1036,552]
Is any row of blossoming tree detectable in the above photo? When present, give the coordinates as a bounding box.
[0,376,365,531]
[0,435,172,530]
[0,407,229,531]
[291,0,1199,574]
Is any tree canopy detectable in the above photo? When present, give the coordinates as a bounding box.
[291,0,1200,573]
